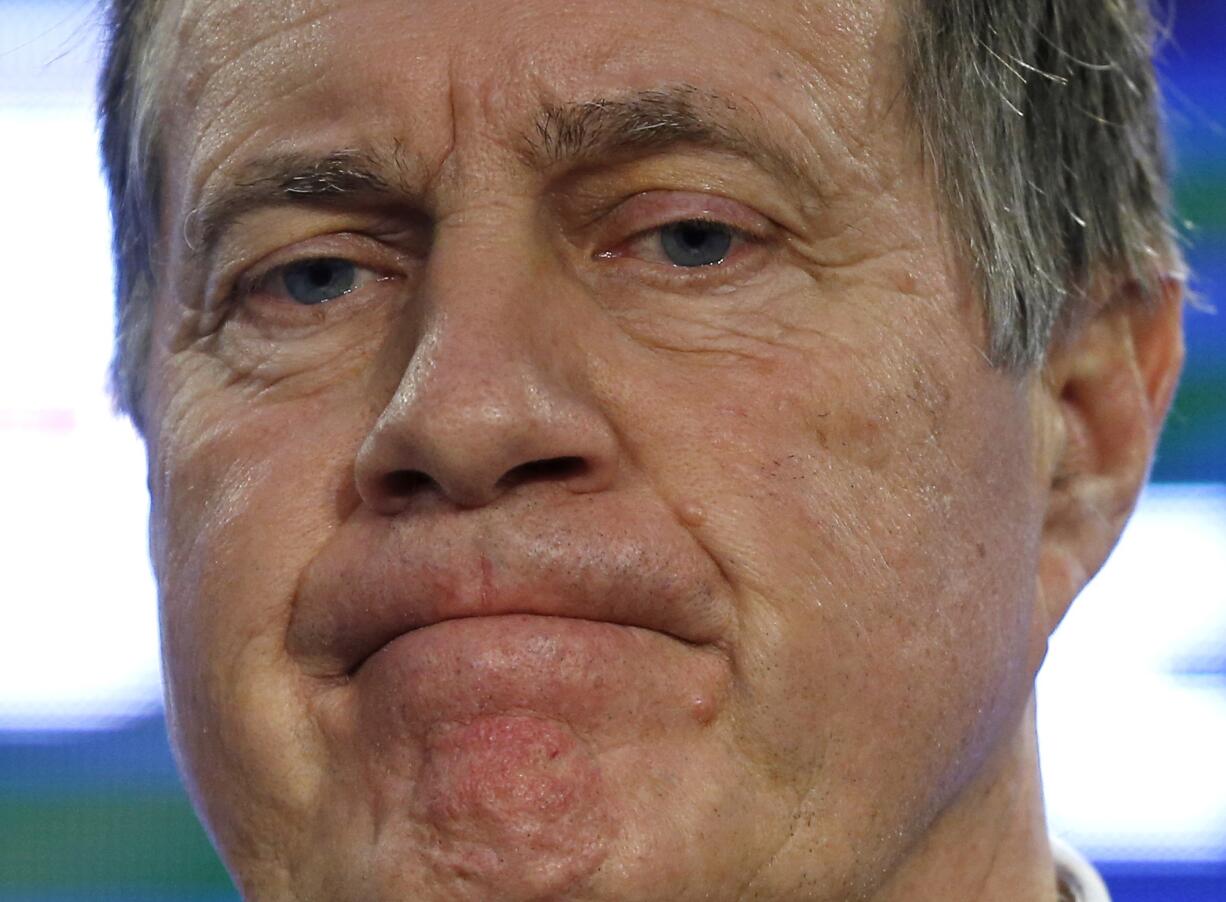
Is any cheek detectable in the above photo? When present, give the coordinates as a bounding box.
[150,388,369,849]
[669,340,1042,811]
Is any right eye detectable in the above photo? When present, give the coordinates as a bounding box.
[216,232,417,328]
[261,257,363,305]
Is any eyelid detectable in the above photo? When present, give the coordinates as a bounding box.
[215,232,410,310]
[600,190,775,243]
[587,190,778,289]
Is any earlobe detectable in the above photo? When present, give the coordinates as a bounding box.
[1033,277,1185,639]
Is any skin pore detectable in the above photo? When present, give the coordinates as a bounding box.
[140,0,1183,899]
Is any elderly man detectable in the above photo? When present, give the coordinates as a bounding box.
[97,0,1184,899]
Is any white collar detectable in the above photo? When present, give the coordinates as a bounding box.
[1051,837,1112,902]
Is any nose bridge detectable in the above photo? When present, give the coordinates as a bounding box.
[385,300,547,453]
[407,205,561,424]
[415,194,552,348]
[354,207,618,513]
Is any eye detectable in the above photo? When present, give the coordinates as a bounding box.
[219,234,411,325]
[591,190,772,283]
[274,257,359,305]
[658,220,735,267]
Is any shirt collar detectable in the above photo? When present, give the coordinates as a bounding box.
[1051,837,1112,902]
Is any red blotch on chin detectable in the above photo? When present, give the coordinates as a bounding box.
[413,715,612,890]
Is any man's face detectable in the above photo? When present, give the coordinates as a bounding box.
[146,0,1051,898]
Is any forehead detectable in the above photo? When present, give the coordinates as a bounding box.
[164,0,890,84]
[151,0,901,198]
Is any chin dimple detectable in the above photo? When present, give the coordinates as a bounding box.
[413,715,612,892]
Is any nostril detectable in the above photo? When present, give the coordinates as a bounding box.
[498,456,588,491]
[368,456,603,512]
[381,470,432,499]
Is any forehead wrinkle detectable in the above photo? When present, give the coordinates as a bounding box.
[170,2,340,131]
[659,0,905,178]
[158,0,349,185]
[174,0,337,68]
[151,0,355,233]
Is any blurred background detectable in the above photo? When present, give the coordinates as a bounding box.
[0,1,1222,900]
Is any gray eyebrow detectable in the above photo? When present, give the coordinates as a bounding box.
[525,85,824,197]
[186,147,408,254]
[186,87,823,256]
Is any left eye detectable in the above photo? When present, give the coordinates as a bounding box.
[657,220,735,267]
[275,258,359,305]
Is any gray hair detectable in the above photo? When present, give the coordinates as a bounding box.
[98,0,1182,431]
[99,0,165,432]
[903,0,1180,367]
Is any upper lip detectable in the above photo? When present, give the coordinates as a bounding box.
[287,499,731,677]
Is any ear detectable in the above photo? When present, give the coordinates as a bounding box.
[1032,277,1185,640]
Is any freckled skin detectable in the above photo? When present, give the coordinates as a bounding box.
[139,0,1182,900]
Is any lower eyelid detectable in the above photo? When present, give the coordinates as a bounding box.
[605,242,770,293]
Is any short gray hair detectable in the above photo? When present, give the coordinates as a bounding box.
[903,0,1181,368]
[98,0,1182,430]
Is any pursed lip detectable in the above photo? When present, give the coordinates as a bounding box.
[286,499,733,679]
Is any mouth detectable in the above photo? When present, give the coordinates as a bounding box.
[347,609,730,737]
[287,505,733,681]
[347,610,704,678]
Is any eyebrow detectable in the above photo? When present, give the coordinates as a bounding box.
[525,86,821,194]
[186,86,823,256]
[187,147,410,253]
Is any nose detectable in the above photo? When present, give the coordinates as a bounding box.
[354,247,619,514]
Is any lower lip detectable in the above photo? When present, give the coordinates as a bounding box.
[354,614,723,740]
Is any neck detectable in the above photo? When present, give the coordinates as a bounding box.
[874,695,1059,902]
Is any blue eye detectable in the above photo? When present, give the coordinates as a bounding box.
[279,258,358,305]
[659,221,734,267]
